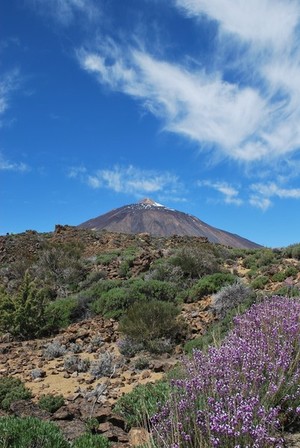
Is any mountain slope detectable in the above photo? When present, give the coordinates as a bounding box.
[78,198,261,249]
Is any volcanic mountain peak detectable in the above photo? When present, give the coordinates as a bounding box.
[138,198,165,207]
[78,199,261,249]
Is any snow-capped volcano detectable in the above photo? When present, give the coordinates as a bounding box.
[78,198,261,248]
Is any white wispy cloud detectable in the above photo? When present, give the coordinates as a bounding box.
[77,1,300,166]
[0,69,20,126]
[67,165,87,179]
[249,181,300,210]
[0,153,29,172]
[27,0,100,26]
[175,0,299,50]
[78,46,268,161]
[69,164,186,201]
[249,195,272,211]
[198,180,243,205]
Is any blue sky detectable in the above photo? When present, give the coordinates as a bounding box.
[1,0,300,247]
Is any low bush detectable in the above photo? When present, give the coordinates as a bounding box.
[275,285,300,298]
[251,275,269,289]
[170,246,220,279]
[127,279,177,302]
[187,272,237,301]
[0,377,32,410]
[210,281,255,318]
[90,352,115,378]
[72,433,111,448]
[134,357,150,370]
[63,355,91,373]
[96,251,120,266]
[0,416,68,447]
[43,341,67,359]
[117,337,144,357]
[119,300,182,351]
[283,243,300,260]
[90,287,136,319]
[153,296,300,447]
[284,265,298,277]
[271,271,286,282]
[114,381,170,429]
[45,296,79,331]
[38,394,65,413]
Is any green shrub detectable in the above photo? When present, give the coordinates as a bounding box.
[38,394,64,413]
[271,271,286,282]
[72,433,111,448]
[0,416,69,447]
[243,253,259,269]
[0,377,32,410]
[0,273,50,339]
[96,251,120,266]
[256,249,276,267]
[251,275,269,289]
[45,296,79,331]
[114,381,170,429]
[283,243,300,260]
[119,300,181,350]
[170,246,220,279]
[32,244,87,298]
[90,287,136,319]
[187,273,237,301]
[284,266,298,278]
[275,285,300,298]
[134,357,150,370]
[146,258,185,285]
[127,279,177,302]
[246,268,258,279]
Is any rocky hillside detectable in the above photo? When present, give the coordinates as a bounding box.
[0,227,300,447]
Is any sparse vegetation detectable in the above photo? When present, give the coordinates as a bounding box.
[119,300,182,352]
[186,272,237,301]
[0,416,69,448]
[114,381,170,429]
[1,228,300,447]
[38,394,65,413]
[0,377,32,411]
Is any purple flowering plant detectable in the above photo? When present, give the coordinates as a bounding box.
[151,296,300,447]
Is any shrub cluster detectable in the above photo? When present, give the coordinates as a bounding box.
[119,300,183,353]
[0,377,32,410]
[114,381,170,429]
[210,280,255,318]
[0,416,69,448]
[187,272,237,301]
[0,416,111,447]
[151,296,300,447]
[38,394,65,413]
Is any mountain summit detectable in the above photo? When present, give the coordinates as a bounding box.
[78,198,260,248]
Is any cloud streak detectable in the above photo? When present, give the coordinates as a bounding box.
[69,164,186,201]
[0,69,20,126]
[27,0,100,26]
[0,153,29,172]
[198,180,243,205]
[77,0,300,166]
